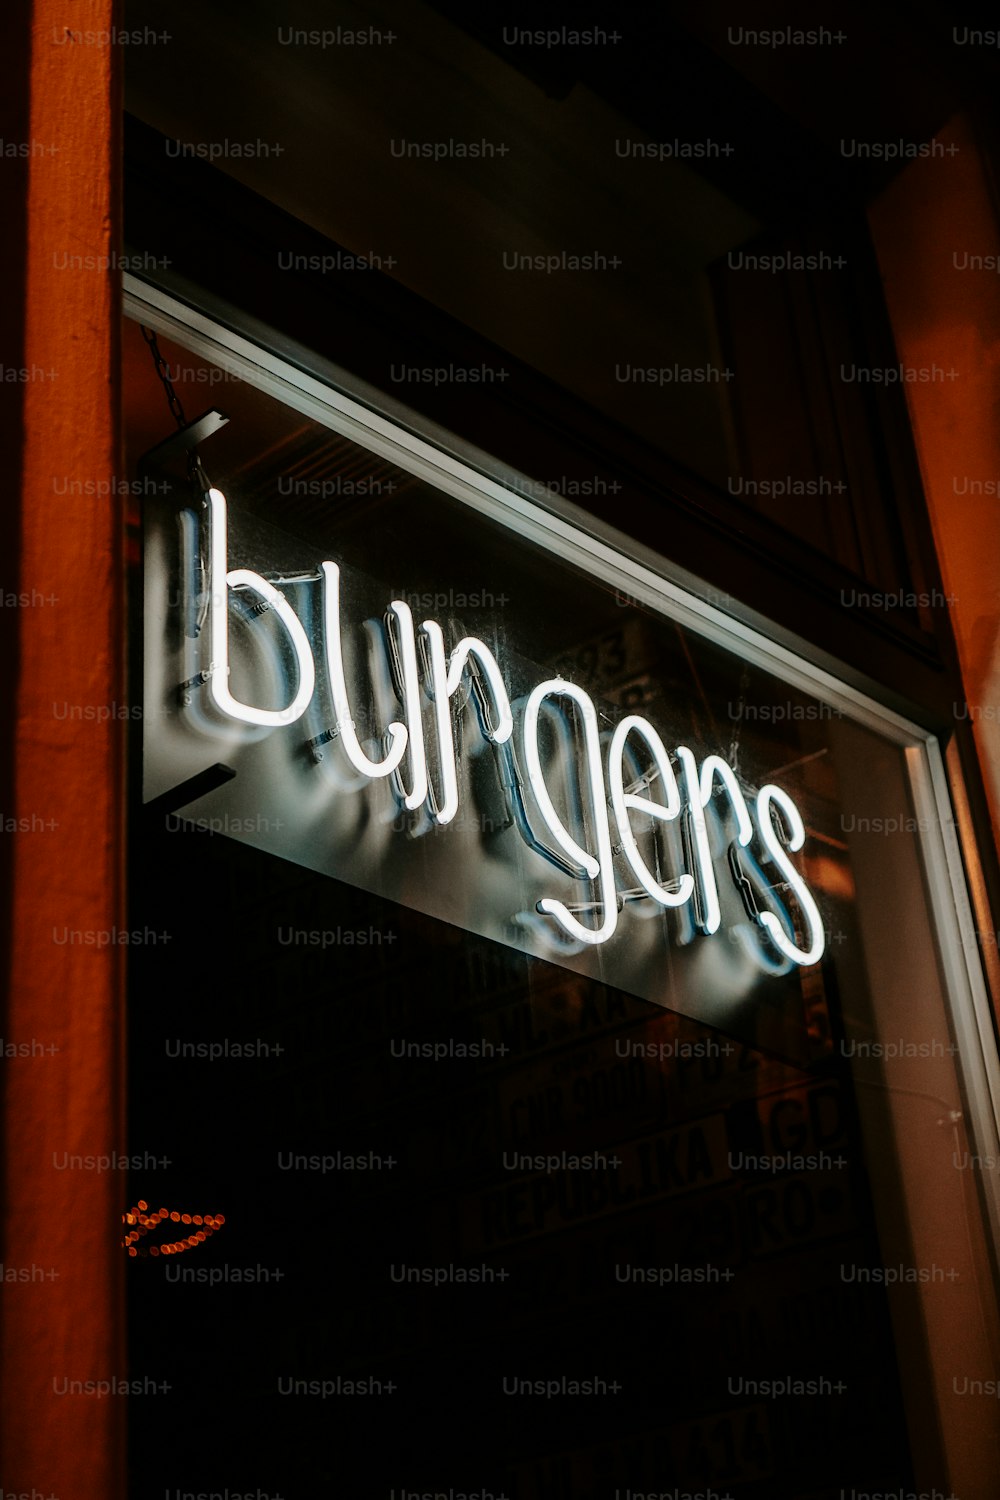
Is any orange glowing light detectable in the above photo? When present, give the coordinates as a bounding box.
[121,1202,225,1259]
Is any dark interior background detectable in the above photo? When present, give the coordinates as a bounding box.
[126,820,913,1497]
[125,328,914,1496]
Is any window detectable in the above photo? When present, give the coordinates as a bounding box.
[123,280,1000,1494]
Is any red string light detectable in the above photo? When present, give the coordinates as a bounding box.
[122,1199,226,1258]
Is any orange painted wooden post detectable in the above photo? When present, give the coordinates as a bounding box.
[1,3,126,1496]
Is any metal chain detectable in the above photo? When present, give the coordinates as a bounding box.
[140,324,188,430]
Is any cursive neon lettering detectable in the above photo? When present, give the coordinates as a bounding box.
[194,489,825,965]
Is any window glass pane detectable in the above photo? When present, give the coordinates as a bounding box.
[124,312,1000,1495]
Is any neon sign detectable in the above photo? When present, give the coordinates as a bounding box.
[189,487,825,967]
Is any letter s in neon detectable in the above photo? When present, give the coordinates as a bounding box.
[754,784,826,966]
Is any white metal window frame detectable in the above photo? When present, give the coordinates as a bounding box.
[124,272,1000,1282]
